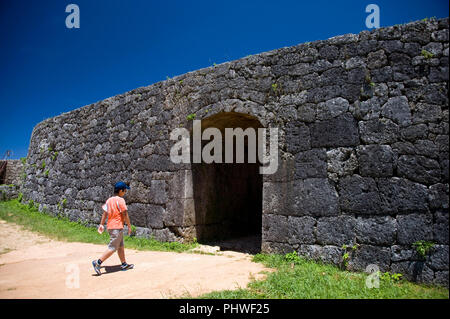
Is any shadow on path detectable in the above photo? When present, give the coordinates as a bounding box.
[91,264,134,276]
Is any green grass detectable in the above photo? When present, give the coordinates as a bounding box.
[0,199,198,253]
[198,254,449,299]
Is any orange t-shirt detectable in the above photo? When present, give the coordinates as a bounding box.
[102,196,128,230]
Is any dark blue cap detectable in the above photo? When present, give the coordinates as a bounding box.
[114,181,130,190]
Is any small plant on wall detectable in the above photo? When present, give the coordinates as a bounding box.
[412,240,435,260]
[186,113,196,121]
[421,49,434,59]
[341,243,359,270]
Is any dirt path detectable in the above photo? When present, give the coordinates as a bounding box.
[0,220,271,298]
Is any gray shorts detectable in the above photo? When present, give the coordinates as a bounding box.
[107,229,124,251]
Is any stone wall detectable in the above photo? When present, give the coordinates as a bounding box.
[0,184,20,201]
[0,160,24,186]
[22,18,449,285]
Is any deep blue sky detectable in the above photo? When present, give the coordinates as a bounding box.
[0,0,448,159]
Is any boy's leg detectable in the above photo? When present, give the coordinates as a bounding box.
[117,246,126,264]
[93,229,120,275]
[99,228,121,263]
[99,248,115,263]
[92,248,114,275]
[117,236,133,270]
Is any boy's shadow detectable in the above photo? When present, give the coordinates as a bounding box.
[92,265,128,276]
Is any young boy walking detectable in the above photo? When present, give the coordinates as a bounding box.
[92,181,134,275]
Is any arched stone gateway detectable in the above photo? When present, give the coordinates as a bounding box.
[20,18,449,285]
[190,112,264,252]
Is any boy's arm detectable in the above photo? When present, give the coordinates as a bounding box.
[122,210,132,234]
[98,211,107,233]
[99,211,107,226]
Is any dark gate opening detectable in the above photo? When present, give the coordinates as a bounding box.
[190,112,263,254]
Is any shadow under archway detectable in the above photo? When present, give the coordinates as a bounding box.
[190,112,263,254]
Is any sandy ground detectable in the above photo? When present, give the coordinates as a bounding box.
[0,220,272,299]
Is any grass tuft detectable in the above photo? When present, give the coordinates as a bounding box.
[198,253,449,299]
